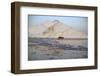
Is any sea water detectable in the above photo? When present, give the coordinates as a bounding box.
[28,38,88,60]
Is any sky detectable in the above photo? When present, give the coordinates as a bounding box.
[28,15,88,34]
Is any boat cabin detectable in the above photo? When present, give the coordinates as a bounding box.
[58,36,64,39]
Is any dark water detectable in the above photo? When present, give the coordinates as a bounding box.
[28,38,88,61]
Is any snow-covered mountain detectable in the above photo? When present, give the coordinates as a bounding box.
[29,20,87,38]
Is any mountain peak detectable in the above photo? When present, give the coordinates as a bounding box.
[42,20,62,28]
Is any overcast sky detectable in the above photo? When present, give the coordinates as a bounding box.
[28,15,88,34]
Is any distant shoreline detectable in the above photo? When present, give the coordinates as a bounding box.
[28,37,88,40]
